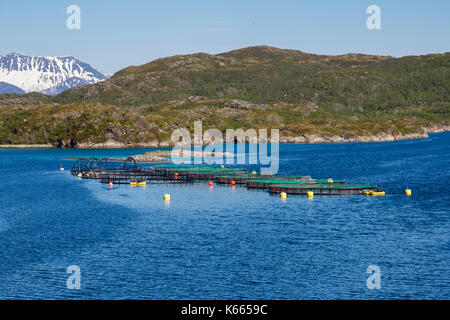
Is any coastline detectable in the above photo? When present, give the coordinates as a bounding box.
[1,126,448,149]
[0,144,53,149]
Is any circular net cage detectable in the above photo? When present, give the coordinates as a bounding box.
[96,159,117,171]
[71,159,90,174]
[123,157,138,171]
[88,158,104,172]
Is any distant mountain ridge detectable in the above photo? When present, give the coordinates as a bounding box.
[55,46,449,112]
[0,53,109,94]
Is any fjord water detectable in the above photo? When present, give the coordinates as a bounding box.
[0,133,448,299]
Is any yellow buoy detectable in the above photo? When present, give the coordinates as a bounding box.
[60,168,64,171]
[405,189,412,196]
[164,194,171,201]
[328,178,333,183]
[77,173,82,178]
[364,190,386,196]
[252,170,257,175]
[307,191,314,198]
[220,165,225,169]
[280,192,287,199]
[130,181,146,186]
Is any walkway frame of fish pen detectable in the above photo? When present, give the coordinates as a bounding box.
[157,167,248,180]
[269,184,377,195]
[99,171,195,184]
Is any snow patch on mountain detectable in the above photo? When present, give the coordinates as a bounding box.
[42,77,95,95]
[0,53,109,94]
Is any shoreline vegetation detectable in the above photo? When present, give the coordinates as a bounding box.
[1,128,448,150]
[0,114,450,149]
[1,46,448,148]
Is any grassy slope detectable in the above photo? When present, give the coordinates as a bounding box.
[0,46,449,146]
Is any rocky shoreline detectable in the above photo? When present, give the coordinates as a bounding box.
[0,144,53,149]
[56,127,446,148]
[1,126,448,149]
[279,131,430,144]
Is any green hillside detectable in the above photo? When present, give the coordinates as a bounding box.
[1,46,449,147]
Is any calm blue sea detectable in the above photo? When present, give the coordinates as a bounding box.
[0,133,448,299]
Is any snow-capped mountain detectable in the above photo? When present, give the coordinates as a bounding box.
[0,53,109,94]
[42,76,95,95]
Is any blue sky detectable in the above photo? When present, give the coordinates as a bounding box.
[1,0,449,74]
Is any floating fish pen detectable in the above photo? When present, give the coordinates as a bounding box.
[217,175,311,185]
[155,165,230,173]
[71,158,194,185]
[71,157,139,175]
[100,169,193,183]
[160,167,248,180]
[186,170,248,180]
[269,184,378,195]
[217,175,272,184]
[246,178,346,189]
[160,167,243,173]
[100,174,193,185]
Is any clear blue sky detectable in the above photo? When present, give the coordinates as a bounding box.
[1,0,449,74]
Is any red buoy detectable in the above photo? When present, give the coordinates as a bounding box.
[108,182,113,188]
[149,166,153,171]
[231,180,236,186]
[174,172,179,179]
[209,181,213,187]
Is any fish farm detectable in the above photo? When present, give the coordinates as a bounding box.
[70,157,384,196]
